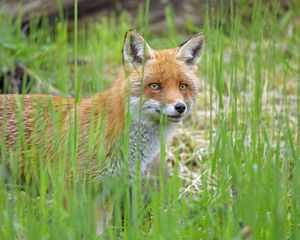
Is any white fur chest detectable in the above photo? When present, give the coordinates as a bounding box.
[129,119,176,177]
[128,119,159,175]
[128,96,175,177]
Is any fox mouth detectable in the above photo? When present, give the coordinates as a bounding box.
[167,115,183,122]
[155,109,183,122]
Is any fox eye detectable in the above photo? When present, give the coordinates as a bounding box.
[149,83,161,90]
[179,83,188,91]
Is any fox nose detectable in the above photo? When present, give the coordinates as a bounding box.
[174,102,186,114]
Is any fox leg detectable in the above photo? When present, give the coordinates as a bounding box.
[96,200,113,235]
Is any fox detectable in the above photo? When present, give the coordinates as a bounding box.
[0,29,206,233]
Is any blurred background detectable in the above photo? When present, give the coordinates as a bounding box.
[0,0,292,33]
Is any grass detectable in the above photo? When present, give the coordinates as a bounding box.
[0,0,300,239]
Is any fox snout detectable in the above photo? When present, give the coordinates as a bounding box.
[162,101,189,122]
[136,98,190,122]
[165,101,187,117]
[174,102,186,114]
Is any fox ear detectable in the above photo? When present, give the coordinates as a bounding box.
[122,29,154,68]
[176,33,206,65]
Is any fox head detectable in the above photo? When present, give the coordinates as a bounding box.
[122,29,206,123]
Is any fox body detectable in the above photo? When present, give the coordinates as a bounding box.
[0,30,205,232]
[0,30,205,180]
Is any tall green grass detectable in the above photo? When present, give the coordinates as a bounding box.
[0,0,299,239]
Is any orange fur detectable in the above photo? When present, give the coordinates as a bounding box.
[0,78,126,179]
[131,49,199,104]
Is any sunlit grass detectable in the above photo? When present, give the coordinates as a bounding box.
[0,0,300,239]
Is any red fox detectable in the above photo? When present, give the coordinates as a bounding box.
[0,29,206,233]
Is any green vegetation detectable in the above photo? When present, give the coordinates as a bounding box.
[0,0,299,239]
